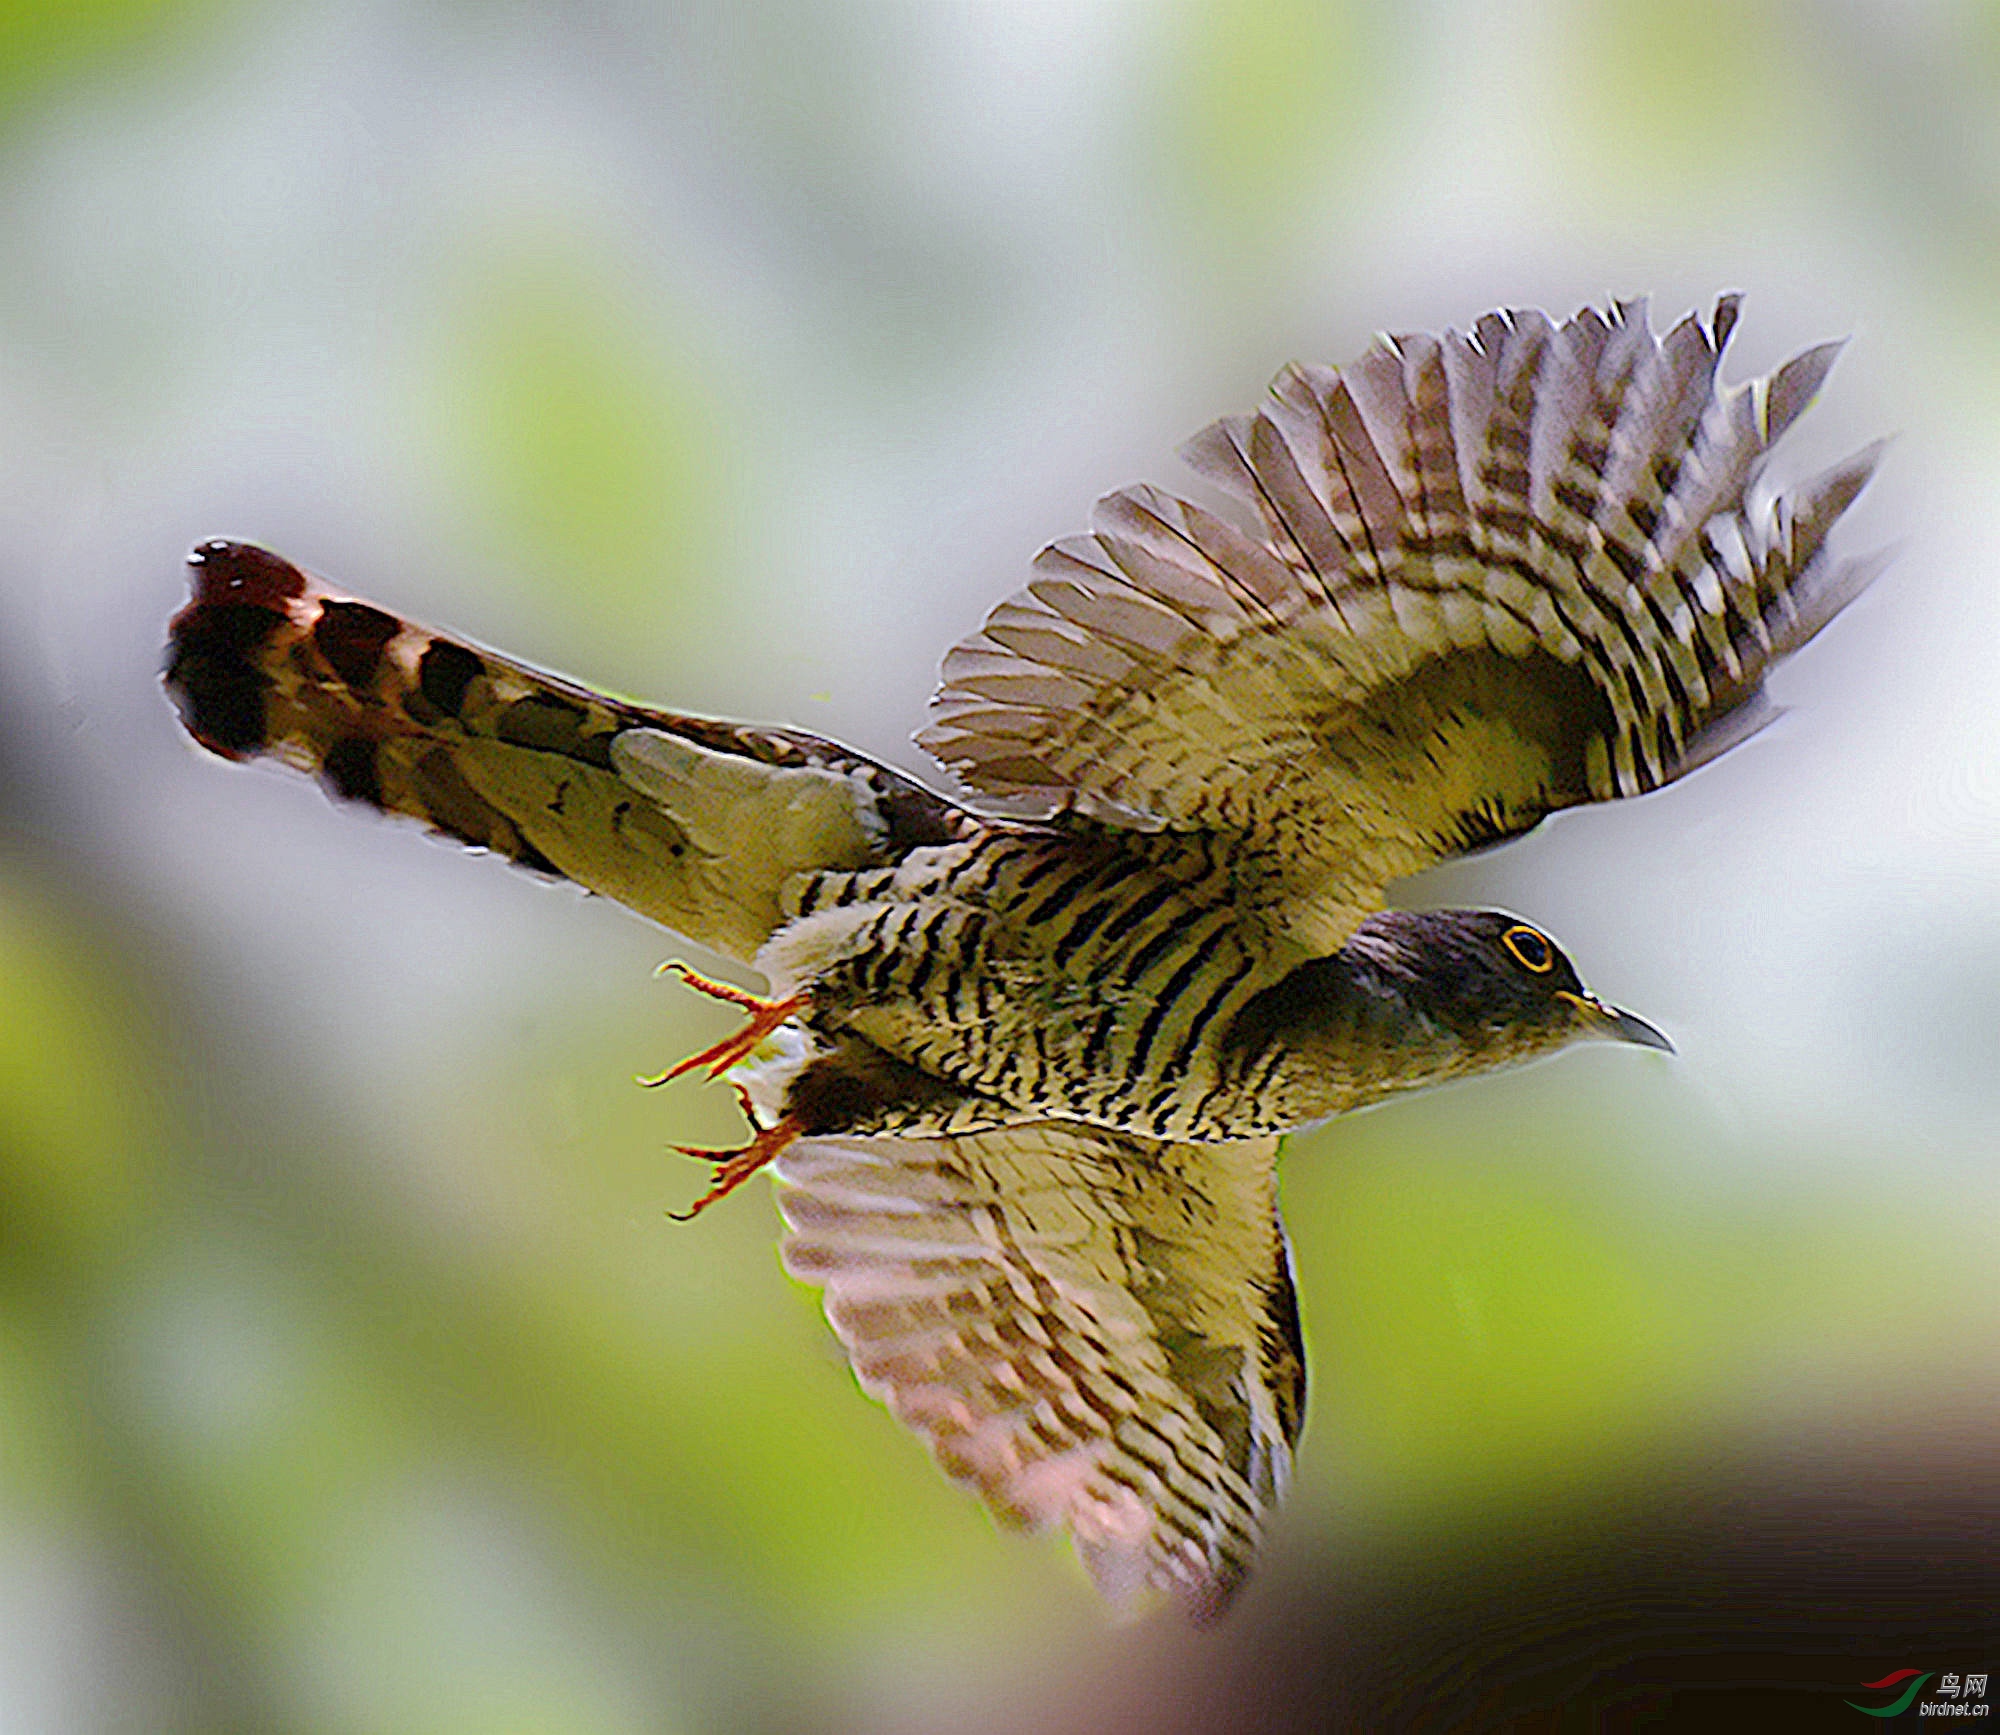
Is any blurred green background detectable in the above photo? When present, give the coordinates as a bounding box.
[0,1,1994,1729]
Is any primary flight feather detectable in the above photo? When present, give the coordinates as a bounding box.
[163,295,1879,1618]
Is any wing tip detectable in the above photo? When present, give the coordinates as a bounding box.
[1712,290,1743,352]
[1762,337,1848,441]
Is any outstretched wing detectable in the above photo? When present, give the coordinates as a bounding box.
[775,1123,1304,1620]
[164,541,964,963]
[920,297,1884,951]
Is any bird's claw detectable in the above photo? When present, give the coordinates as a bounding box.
[668,1110,802,1221]
[642,963,806,1087]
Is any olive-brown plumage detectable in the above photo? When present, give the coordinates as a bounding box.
[162,296,1879,1617]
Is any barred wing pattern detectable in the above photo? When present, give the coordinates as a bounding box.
[776,1124,1303,1619]
[921,297,1883,951]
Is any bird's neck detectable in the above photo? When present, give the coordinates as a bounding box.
[1225,920,1502,1123]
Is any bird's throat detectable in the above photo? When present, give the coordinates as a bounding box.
[1226,948,1482,1124]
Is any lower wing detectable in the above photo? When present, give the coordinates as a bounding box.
[775,1121,1304,1619]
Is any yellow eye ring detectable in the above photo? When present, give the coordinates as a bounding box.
[1502,924,1554,973]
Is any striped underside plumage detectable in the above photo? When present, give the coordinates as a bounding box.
[162,296,1881,1618]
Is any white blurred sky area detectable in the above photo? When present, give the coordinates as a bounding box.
[0,1,1996,1729]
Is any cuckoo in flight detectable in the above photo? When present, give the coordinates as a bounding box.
[164,297,1881,1619]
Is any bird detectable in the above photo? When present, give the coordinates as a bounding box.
[162,295,1881,1620]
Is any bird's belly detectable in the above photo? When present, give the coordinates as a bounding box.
[765,834,1307,1141]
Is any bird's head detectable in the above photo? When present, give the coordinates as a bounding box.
[1345,909,1674,1070]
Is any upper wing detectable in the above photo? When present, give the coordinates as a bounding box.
[775,1122,1304,1620]
[919,298,1884,951]
[164,541,965,964]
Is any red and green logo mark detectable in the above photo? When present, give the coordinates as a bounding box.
[1847,1670,1991,1717]
[1849,1672,1932,1717]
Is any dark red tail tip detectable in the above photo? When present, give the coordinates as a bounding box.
[186,540,310,609]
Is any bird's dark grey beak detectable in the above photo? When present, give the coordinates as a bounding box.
[1603,1004,1675,1052]
[1558,991,1675,1054]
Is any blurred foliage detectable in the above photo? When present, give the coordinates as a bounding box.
[1292,1083,1999,1532]
[0,883,156,1285]
[1164,0,1380,226]
[0,0,224,126]
[422,239,736,636]
[1566,0,1806,188]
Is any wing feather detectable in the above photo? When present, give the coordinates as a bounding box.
[775,1123,1303,1619]
[920,299,1881,950]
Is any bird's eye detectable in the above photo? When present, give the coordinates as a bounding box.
[1502,924,1554,973]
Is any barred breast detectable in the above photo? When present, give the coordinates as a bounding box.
[761,827,1320,1141]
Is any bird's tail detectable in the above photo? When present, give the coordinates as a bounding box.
[164,540,962,962]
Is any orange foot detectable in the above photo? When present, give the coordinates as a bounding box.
[670,1090,803,1221]
[643,962,807,1088]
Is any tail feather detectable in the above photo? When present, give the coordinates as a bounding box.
[164,541,964,963]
